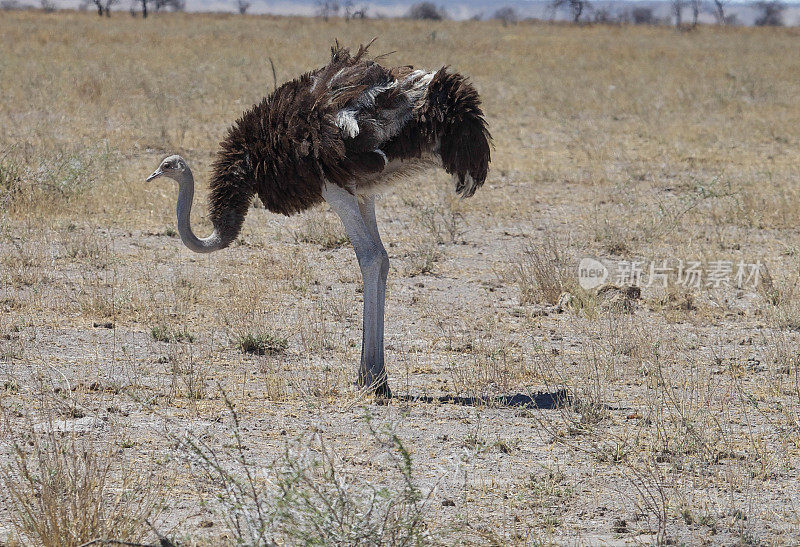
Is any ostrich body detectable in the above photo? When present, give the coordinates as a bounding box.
[147,43,491,397]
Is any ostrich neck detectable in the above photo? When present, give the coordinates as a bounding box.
[175,168,224,254]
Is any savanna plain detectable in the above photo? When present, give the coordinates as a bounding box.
[2,11,800,545]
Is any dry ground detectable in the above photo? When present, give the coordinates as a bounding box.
[2,11,800,545]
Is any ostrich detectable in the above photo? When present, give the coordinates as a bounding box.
[146,42,491,397]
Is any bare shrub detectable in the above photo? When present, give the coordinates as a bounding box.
[177,394,432,544]
[510,237,574,305]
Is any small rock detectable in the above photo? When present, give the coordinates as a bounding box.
[555,292,576,312]
[93,321,114,329]
[442,498,455,507]
[597,284,641,314]
[612,518,628,533]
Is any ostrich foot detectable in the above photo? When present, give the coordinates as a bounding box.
[359,370,392,399]
[373,379,392,400]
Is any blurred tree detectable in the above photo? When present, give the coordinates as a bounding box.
[549,0,589,23]
[128,0,182,17]
[754,0,785,25]
[671,0,684,26]
[631,6,656,24]
[86,0,118,17]
[493,7,518,25]
[711,0,727,23]
[408,2,446,20]
[236,0,250,14]
[344,1,368,20]
[591,7,614,22]
[316,0,339,20]
[154,0,184,11]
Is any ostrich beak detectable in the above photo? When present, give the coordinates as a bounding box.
[146,169,163,182]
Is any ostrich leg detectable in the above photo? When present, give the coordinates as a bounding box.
[322,184,391,396]
[358,195,389,375]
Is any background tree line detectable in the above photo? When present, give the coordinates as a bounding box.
[0,0,792,27]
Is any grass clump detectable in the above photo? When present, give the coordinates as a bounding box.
[0,149,23,203]
[0,145,116,214]
[236,330,288,356]
[0,428,165,547]
[294,211,349,250]
[151,323,195,343]
[511,236,575,305]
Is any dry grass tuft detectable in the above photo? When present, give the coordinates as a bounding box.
[1,427,164,546]
[510,236,574,305]
[294,210,349,249]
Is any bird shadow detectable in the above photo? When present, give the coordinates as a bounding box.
[397,388,571,410]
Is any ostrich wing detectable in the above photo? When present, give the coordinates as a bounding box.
[310,44,441,189]
[329,66,415,153]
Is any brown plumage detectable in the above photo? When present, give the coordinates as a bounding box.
[206,41,492,248]
[148,42,492,396]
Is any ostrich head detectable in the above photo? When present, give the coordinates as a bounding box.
[145,154,230,253]
[146,154,187,183]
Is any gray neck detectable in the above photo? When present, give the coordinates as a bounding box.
[175,167,224,254]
